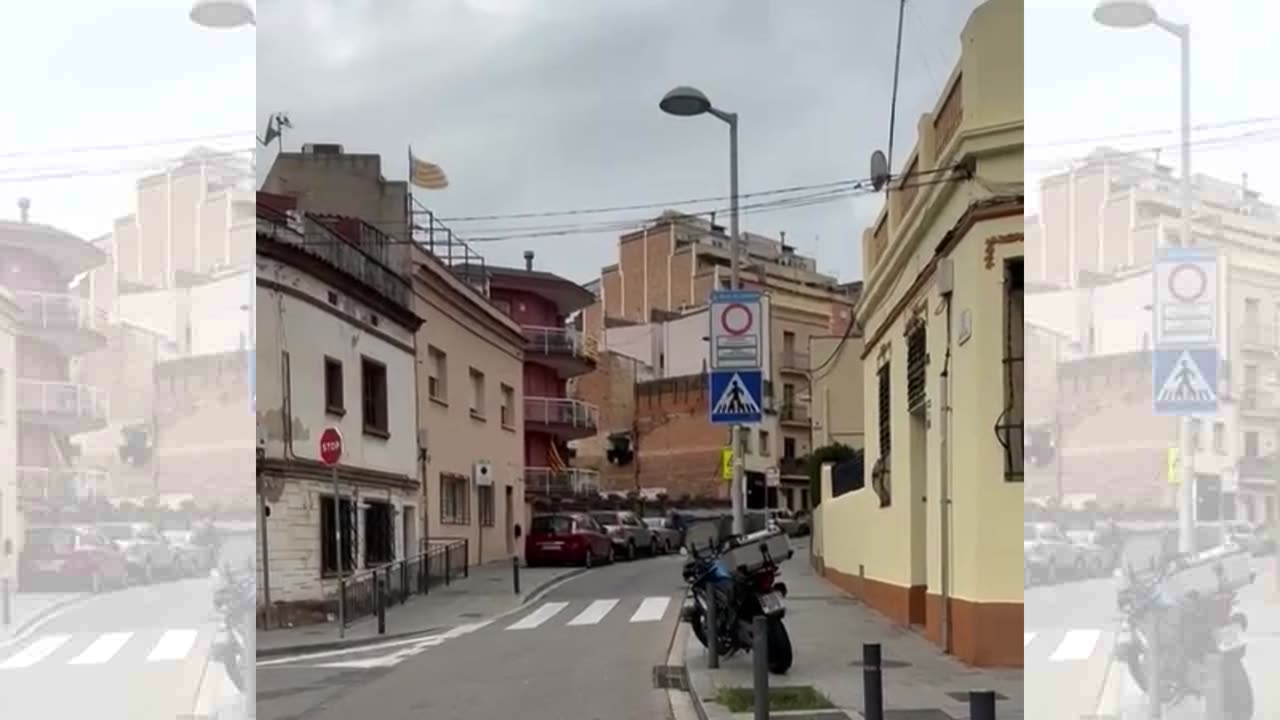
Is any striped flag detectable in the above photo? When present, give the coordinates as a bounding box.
[548,442,567,474]
[409,149,448,190]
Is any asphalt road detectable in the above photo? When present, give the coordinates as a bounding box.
[259,551,690,720]
[0,532,253,720]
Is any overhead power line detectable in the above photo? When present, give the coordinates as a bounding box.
[0,131,256,161]
[0,147,256,185]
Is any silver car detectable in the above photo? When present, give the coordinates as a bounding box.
[642,516,681,554]
[99,522,177,583]
[591,511,652,560]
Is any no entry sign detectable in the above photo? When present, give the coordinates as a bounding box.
[1154,247,1217,347]
[319,427,344,466]
[709,289,764,370]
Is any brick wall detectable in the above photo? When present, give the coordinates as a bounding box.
[628,375,728,500]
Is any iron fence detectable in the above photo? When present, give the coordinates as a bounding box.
[338,538,469,628]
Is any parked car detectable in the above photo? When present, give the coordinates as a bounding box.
[1066,531,1115,578]
[164,530,217,577]
[1227,522,1276,556]
[526,513,614,567]
[19,525,130,593]
[1025,522,1082,584]
[591,511,653,559]
[98,522,177,583]
[792,510,812,537]
[766,509,801,537]
[643,516,682,554]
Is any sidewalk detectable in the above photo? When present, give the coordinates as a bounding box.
[258,559,585,656]
[0,590,85,644]
[681,544,1023,720]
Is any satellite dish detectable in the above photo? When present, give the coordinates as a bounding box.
[870,150,890,191]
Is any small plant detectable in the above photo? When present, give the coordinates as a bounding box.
[713,685,836,712]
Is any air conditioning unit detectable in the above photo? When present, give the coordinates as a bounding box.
[473,461,494,486]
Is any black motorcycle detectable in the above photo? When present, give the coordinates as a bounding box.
[211,565,254,693]
[1116,557,1254,719]
[679,531,794,674]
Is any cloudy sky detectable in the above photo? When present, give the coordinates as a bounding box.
[0,0,254,243]
[257,0,985,284]
[1027,0,1280,213]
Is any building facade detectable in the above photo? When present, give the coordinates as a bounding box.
[820,0,1023,667]
[0,289,18,588]
[255,197,424,606]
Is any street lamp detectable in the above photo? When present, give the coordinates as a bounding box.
[661,85,745,535]
[190,0,256,28]
[1095,0,1195,555]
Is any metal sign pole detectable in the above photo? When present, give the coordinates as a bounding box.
[333,464,344,637]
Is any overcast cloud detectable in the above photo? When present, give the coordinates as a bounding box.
[257,0,983,284]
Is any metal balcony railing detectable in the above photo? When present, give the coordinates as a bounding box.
[524,397,599,432]
[17,380,109,425]
[15,292,107,335]
[779,456,808,477]
[1240,387,1280,414]
[779,351,810,372]
[779,403,810,425]
[17,466,108,501]
[524,467,601,496]
[1241,323,1280,352]
[523,326,598,363]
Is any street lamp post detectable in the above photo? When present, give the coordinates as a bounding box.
[1095,0,1196,557]
[661,86,746,535]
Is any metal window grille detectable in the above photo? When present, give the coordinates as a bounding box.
[907,322,927,416]
[877,363,891,457]
[995,259,1025,482]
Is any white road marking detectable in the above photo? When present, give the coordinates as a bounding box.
[567,599,619,626]
[1049,629,1102,662]
[69,632,133,665]
[0,635,71,669]
[314,657,397,669]
[1024,632,1035,648]
[147,629,199,662]
[505,602,569,630]
[630,596,671,623]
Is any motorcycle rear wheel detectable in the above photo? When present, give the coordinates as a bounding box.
[1224,656,1253,720]
[766,617,793,674]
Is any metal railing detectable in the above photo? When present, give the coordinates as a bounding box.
[1240,323,1280,352]
[524,467,601,496]
[14,292,107,335]
[524,397,599,432]
[779,456,808,477]
[17,381,108,425]
[338,538,469,628]
[523,326,598,364]
[779,350,810,372]
[17,466,108,501]
[779,403,810,425]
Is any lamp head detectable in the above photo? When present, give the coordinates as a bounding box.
[660,86,713,117]
[190,0,255,28]
[1093,0,1157,29]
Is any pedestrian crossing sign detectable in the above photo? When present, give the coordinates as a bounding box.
[1153,348,1218,415]
[708,370,763,425]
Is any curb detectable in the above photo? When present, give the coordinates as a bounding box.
[0,592,93,649]
[668,620,710,720]
[258,565,589,659]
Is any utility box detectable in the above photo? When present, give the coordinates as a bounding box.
[720,527,792,575]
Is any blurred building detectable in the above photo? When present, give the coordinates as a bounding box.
[0,289,18,588]
[818,0,1023,667]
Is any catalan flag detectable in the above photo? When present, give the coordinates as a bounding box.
[408,148,449,190]
[548,442,567,474]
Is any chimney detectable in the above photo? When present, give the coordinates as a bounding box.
[524,250,534,271]
[17,197,29,223]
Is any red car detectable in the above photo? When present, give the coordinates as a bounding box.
[525,513,615,568]
[20,525,130,593]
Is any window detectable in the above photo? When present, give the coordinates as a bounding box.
[784,437,796,460]
[319,495,355,576]
[361,356,389,436]
[469,368,486,420]
[997,258,1024,482]
[1213,422,1226,454]
[324,357,344,415]
[428,346,447,403]
[877,363,891,458]
[1189,419,1203,450]
[364,501,395,565]
[441,474,470,525]
[501,384,515,428]
[759,430,770,457]
[478,485,495,527]
[906,320,927,415]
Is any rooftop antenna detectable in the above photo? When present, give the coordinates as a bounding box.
[257,112,292,153]
[870,150,890,192]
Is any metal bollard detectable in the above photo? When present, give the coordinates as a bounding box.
[969,690,996,720]
[706,589,720,669]
[752,615,769,720]
[513,556,521,595]
[1146,618,1161,720]
[1,578,9,627]
[444,546,451,586]
[376,575,387,636]
[863,643,883,720]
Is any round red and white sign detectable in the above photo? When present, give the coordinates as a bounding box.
[319,427,344,466]
[1167,263,1208,303]
[720,303,753,336]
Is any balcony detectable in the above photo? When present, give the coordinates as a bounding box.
[524,397,599,440]
[17,466,109,503]
[1240,323,1280,354]
[779,350,811,375]
[524,467,601,497]
[779,456,808,478]
[18,381,109,432]
[14,291,108,354]
[523,326,598,378]
[1239,387,1280,418]
[779,403,811,428]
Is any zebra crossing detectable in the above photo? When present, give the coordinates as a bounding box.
[1024,628,1111,664]
[0,628,208,670]
[503,595,674,631]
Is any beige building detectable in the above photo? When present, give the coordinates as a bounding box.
[809,333,866,452]
[0,289,18,587]
[413,246,527,566]
[817,0,1022,668]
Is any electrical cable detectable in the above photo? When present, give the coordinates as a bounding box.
[0,147,256,185]
[0,131,255,161]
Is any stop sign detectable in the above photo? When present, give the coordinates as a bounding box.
[319,427,343,466]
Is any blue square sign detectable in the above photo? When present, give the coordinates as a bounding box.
[1153,348,1218,415]
[709,369,763,425]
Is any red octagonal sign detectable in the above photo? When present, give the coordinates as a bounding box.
[319,427,344,466]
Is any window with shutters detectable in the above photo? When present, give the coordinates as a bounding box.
[906,321,927,416]
[995,258,1024,481]
[877,362,891,458]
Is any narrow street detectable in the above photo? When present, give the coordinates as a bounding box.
[259,553,687,720]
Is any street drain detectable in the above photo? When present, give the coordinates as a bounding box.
[848,658,912,669]
[652,665,689,691]
[944,691,1008,703]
